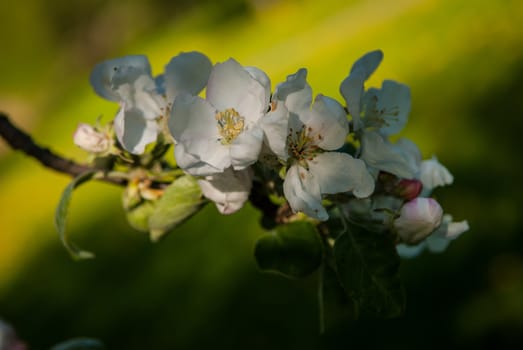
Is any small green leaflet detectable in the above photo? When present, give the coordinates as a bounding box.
[148,175,204,242]
[254,221,323,278]
[55,171,97,260]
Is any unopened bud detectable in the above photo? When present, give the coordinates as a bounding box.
[394,197,443,244]
[73,123,112,154]
[394,178,422,200]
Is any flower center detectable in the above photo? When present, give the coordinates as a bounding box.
[287,125,321,167]
[215,108,245,145]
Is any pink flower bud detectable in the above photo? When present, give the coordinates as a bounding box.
[394,198,443,244]
[394,178,423,200]
[73,123,111,154]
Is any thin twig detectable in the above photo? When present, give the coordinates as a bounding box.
[0,112,127,186]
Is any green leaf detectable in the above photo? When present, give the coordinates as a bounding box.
[50,337,104,350]
[318,262,355,333]
[148,175,204,242]
[55,171,97,260]
[334,225,405,319]
[254,221,322,278]
[126,200,156,233]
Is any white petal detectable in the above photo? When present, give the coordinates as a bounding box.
[283,165,328,221]
[90,55,152,102]
[169,93,230,172]
[259,106,290,160]
[360,131,417,179]
[114,106,158,154]
[117,74,165,120]
[340,50,383,130]
[273,68,312,113]
[395,138,422,173]
[164,51,213,101]
[396,243,426,258]
[304,95,348,150]
[420,156,454,191]
[447,220,469,239]
[169,93,217,143]
[245,66,271,108]
[375,80,411,135]
[308,152,374,198]
[350,50,384,78]
[206,58,267,125]
[230,126,264,170]
[198,167,253,214]
[174,143,222,176]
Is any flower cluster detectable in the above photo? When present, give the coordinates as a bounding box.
[77,50,468,255]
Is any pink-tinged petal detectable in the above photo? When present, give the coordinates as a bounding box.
[230,126,264,170]
[198,167,253,214]
[90,55,152,102]
[206,58,267,125]
[114,106,158,154]
[164,51,213,101]
[304,95,348,150]
[283,165,328,221]
[394,198,443,245]
[308,152,374,198]
[273,68,312,113]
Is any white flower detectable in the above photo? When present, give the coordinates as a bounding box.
[263,69,375,221]
[420,156,454,193]
[198,167,253,215]
[361,80,411,135]
[169,58,270,176]
[340,50,383,130]
[90,52,212,154]
[394,197,443,244]
[73,123,112,154]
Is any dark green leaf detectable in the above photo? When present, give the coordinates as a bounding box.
[55,171,97,260]
[254,221,322,278]
[318,262,355,333]
[148,175,204,242]
[334,225,405,319]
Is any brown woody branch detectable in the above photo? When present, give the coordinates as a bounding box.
[0,112,127,186]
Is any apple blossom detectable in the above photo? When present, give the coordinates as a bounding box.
[90,52,212,154]
[169,58,270,176]
[263,69,374,221]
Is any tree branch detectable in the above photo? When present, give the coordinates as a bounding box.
[0,112,127,186]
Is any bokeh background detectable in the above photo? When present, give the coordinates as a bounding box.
[1,0,522,348]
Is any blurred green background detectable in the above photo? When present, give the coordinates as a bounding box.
[1,0,522,348]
